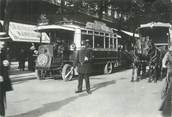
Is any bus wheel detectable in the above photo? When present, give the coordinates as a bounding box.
[35,69,45,80]
[62,64,74,81]
[104,62,113,74]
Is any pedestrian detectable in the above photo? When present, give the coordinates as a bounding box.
[75,40,93,94]
[0,41,13,117]
[28,43,37,71]
[159,46,172,116]
[18,48,26,71]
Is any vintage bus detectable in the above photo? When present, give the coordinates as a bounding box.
[134,22,172,79]
[136,22,171,54]
[35,21,132,81]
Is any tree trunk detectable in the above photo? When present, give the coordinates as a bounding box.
[2,0,14,34]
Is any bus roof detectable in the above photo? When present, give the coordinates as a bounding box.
[36,21,115,34]
[139,22,171,29]
[35,24,76,32]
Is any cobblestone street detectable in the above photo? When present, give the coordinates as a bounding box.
[6,69,165,117]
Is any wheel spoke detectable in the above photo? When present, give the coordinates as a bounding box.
[108,63,112,73]
[64,67,73,80]
[65,69,72,79]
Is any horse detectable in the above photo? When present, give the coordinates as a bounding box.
[147,46,166,82]
[131,48,148,82]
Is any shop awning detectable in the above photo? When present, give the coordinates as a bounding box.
[140,22,171,28]
[10,0,61,5]
[41,0,61,5]
[8,21,50,43]
[121,30,139,38]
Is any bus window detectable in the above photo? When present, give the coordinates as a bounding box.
[81,34,93,48]
[113,38,116,49]
[94,36,104,48]
[110,38,114,48]
[105,37,109,48]
[46,30,74,49]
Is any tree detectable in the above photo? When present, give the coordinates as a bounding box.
[0,0,13,33]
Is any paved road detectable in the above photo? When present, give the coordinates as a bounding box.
[6,69,165,117]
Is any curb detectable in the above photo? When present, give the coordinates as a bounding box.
[10,72,36,82]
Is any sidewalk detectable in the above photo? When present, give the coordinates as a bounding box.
[9,61,36,82]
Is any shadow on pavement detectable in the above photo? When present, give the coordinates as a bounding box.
[119,77,127,80]
[8,80,116,117]
[8,96,80,117]
[91,77,108,80]
[91,80,116,92]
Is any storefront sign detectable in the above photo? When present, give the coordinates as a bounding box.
[8,22,50,43]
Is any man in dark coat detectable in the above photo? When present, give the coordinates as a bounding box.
[75,40,93,94]
[0,41,13,117]
[28,43,38,71]
[18,48,26,71]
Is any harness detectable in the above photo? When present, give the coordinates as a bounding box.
[148,47,160,66]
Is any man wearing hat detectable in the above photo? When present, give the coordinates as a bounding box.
[160,46,172,115]
[74,40,93,94]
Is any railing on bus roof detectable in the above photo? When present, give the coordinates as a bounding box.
[55,21,85,26]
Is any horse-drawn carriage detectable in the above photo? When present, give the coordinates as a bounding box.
[132,22,172,82]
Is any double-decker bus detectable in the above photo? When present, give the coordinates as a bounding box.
[35,21,132,81]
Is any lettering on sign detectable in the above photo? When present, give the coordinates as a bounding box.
[8,22,49,43]
[86,21,112,33]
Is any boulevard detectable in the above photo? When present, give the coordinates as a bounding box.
[6,69,164,117]
[0,1,172,117]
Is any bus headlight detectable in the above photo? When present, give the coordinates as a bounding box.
[37,54,48,66]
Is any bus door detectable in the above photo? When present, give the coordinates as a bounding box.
[41,30,74,65]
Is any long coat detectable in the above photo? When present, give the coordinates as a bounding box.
[75,48,93,75]
[0,48,13,115]
[0,48,12,92]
